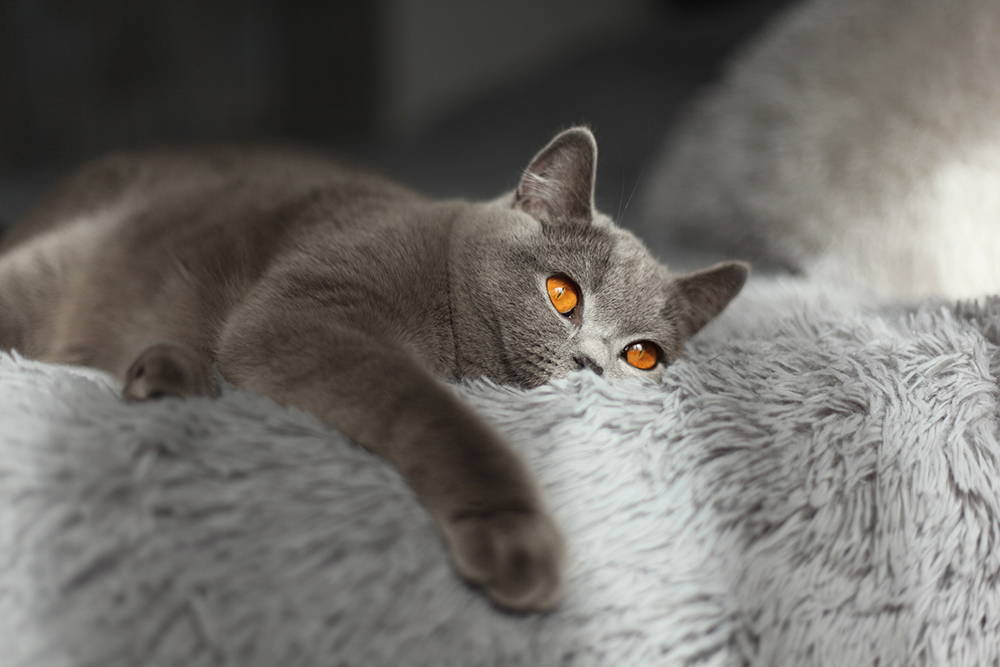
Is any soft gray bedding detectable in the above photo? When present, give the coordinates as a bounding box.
[2,276,998,666]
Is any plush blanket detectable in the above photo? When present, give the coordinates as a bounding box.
[2,276,999,667]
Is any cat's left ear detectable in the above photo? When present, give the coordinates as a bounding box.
[674,262,750,337]
[514,127,597,224]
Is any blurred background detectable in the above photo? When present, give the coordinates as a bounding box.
[0,0,792,234]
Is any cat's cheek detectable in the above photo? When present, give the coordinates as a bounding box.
[548,360,581,386]
[612,360,665,383]
[644,367,666,383]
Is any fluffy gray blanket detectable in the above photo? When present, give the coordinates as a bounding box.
[2,277,999,666]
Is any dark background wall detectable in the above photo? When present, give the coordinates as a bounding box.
[0,0,793,226]
[1,1,379,167]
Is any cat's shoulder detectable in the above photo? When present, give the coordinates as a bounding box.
[68,145,411,199]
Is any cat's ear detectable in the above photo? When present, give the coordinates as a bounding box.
[514,127,597,224]
[674,262,749,337]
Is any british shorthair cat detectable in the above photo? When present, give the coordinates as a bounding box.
[0,127,747,611]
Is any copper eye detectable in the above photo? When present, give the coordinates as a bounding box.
[546,275,579,315]
[624,341,659,370]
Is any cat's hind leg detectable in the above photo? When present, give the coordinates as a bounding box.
[123,342,218,401]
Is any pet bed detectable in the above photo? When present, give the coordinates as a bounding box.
[2,276,999,666]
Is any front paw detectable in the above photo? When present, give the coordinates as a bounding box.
[123,342,218,401]
[441,509,566,612]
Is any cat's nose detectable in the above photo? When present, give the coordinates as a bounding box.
[573,355,604,376]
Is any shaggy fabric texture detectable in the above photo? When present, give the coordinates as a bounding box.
[2,277,1000,666]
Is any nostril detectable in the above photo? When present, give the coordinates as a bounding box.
[573,355,604,377]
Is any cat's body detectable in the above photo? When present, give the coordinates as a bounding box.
[0,129,747,611]
[2,149,457,380]
[643,0,1000,300]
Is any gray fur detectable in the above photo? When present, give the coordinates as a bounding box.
[0,128,746,611]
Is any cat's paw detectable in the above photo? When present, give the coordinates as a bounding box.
[441,509,566,612]
[123,342,218,401]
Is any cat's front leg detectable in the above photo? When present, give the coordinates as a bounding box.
[215,303,566,611]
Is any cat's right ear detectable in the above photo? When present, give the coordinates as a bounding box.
[514,128,597,224]
[674,261,750,338]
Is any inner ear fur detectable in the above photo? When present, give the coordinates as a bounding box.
[514,127,597,224]
[675,262,750,337]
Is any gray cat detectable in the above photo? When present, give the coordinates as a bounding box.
[0,127,747,611]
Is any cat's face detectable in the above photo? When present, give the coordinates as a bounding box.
[449,128,747,388]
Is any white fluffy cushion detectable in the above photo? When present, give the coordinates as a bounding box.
[2,277,1000,665]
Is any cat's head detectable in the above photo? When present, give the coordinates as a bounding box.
[449,127,748,388]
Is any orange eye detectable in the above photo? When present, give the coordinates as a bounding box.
[624,342,659,370]
[546,276,579,315]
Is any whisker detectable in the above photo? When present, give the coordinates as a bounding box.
[621,122,653,226]
[621,155,649,225]
[610,136,625,223]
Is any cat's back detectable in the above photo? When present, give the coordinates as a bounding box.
[5,146,416,252]
[2,146,425,319]
[0,147,428,368]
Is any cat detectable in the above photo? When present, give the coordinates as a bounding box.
[642,0,1000,300]
[0,127,748,611]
